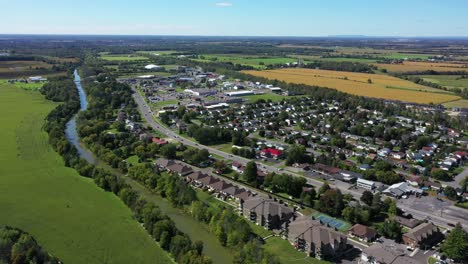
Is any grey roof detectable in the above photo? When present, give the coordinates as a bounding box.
[394,216,421,228]
[243,197,294,219]
[289,216,347,248]
[167,163,193,174]
[363,244,422,264]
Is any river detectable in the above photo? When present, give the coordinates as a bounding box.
[64,70,233,264]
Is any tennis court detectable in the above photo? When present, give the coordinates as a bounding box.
[311,212,351,231]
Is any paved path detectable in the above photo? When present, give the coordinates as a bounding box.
[132,87,468,230]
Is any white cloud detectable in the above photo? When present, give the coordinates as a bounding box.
[215,2,232,7]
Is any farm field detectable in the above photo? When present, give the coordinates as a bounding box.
[136,50,178,55]
[100,54,149,61]
[243,68,461,104]
[416,75,468,89]
[0,83,172,264]
[0,79,44,90]
[191,54,298,68]
[0,60,54,78]
[374,61,468,73]
[443,99,468,108]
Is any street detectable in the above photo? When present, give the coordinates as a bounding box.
[132,87,468,230]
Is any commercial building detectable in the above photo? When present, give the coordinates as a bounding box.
[357,178,376,190]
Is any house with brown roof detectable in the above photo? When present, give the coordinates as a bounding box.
[209,180,232,195]
[155,158,175,170]
[288,216,348,260]
[234,189,253,202]
[402,222,443,249]
[186,171,209,187]
[241,197,295,231]
[348,224,377,242]
[199,175,220,187]
[167,163,193,176]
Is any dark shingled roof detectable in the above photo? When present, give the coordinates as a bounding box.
[289,216,346,247]
[243,197,294,219]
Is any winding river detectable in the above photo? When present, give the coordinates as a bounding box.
[65,70,232,264]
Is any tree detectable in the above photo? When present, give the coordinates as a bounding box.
[378,220,402,241]
[160,143,177,159]
[442,223,468,262]
[315,189,344,217]
[244,161,258,185]
[388,199,398,216]
[285,144,307,166]
[432,169,451,181]
[444,186,458,201]
[319,182,331,195]
[360,190,374,205]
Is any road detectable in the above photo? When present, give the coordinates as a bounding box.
[132,87,468,230]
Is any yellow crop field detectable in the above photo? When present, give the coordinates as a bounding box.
[374,61,468,73]
[243,68,461,104]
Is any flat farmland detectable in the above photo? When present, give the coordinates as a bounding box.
[100,54,149,61]
[0,60,54,78]
[243,68,461,104]
[191,54,298,68]
[374,61,468,73]
[0,82,172,264]
[416,75,468,89]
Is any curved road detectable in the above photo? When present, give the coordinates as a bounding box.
[132,87,468,230]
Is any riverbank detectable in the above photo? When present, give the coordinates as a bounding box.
[0,81,172,264]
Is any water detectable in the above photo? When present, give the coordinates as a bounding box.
[65,70,96,164]
[65,70,233,263]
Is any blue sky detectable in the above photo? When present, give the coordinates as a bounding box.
[1,0,467,36]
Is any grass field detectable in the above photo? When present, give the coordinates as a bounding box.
[244,93,290,102]
[0,60,54,78]
[100,54,149,61]
[243,68,461,104]
[374,61,468,73]
[191,54,298,69]
[443,99,468,108]
[0,80,44,90]
[263,237,327,264]
[416,75,468,89]
[0,83,172,264]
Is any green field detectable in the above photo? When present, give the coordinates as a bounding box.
[191,54,298,69]
[244,93,289,102]
[443,99,468,108]
[100,54,149,61]
[0,80,45,90]
[263,237,327,264]
[417,75,468,89]
[0,83,172,264]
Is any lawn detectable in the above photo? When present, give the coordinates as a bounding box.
[0,83,172,264]
[416,75,468,89]
[443,99,468,108]
[244,68,461,104]
[244,93,289,102]
[374,61,468,73]
[100,54,149,61]
[263,237,328,264]
[0,79,45,90]
[191,54,298,69]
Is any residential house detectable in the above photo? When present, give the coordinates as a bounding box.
[241,197,295,231]
[402,222,443,249]
[394,216,421,229]
[167,163,193,176]
[260,148,284,159]
[288,216,348,260]
[361,244,422,264]
[348,224,377,242]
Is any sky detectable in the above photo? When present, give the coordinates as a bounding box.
[1,0,467,37]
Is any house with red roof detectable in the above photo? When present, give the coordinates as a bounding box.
[260,148,284,159]
[152,137,168,145]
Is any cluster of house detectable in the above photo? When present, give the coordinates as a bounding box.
[155,159,254,201]
[155,158,352,260]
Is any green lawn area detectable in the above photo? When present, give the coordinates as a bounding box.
[151,99,178,108]
[214,143,233,153]
[428,256,437,264]
[381,53,431,60]
[0,79,45,90]
[417,75,468,89]
[317,57,379,63]
[136,50,178,55]
[126,155,140,165]
[190,54,298,69]
[443,99,468,108]
[0,83,172,264]
[100,54,149,61]
[244,93,289,102]
[263,237,328,264]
